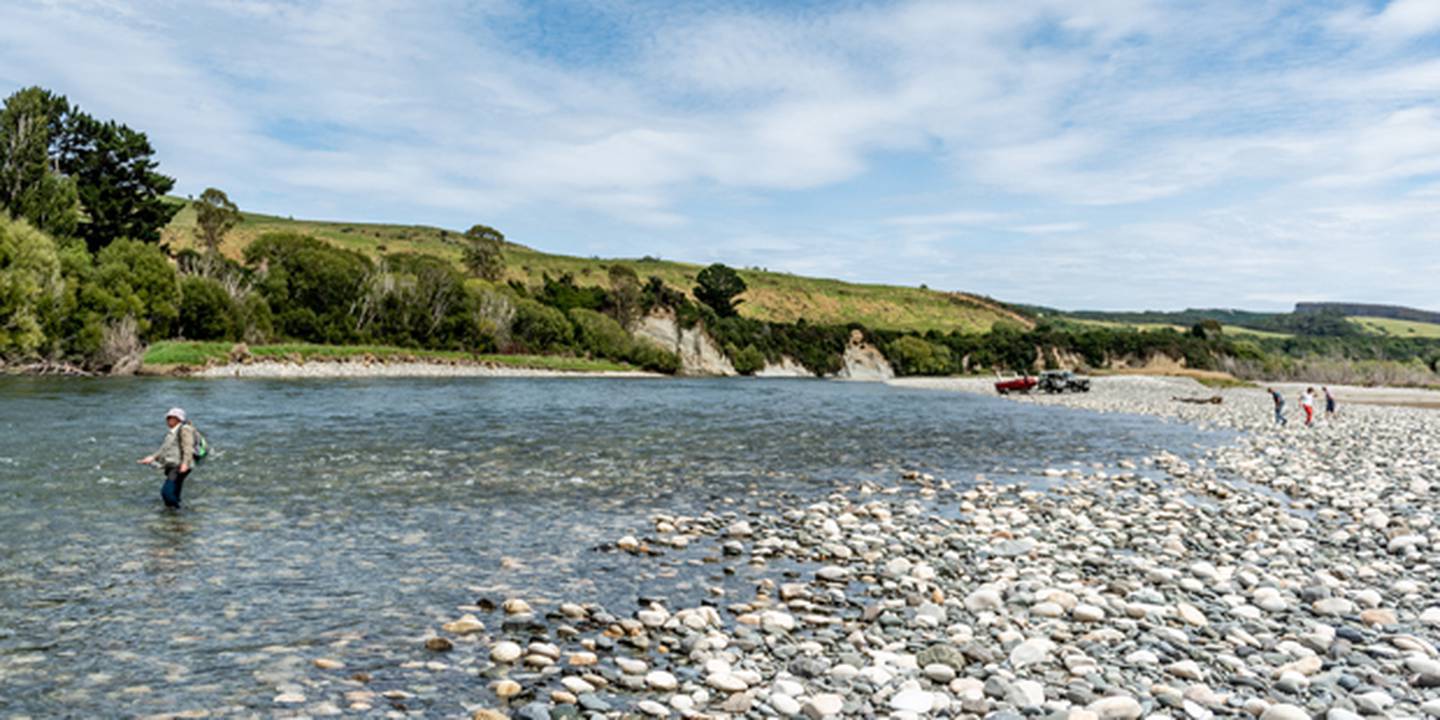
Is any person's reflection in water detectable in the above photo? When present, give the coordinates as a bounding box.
[141,511,197,584]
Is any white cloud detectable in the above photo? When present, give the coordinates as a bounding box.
[0,0,1436,309]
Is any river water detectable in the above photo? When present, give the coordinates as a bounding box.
[0,377,1221,717]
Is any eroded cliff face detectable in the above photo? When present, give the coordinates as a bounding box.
[836,329,895,381]
[634,310,737,376]
[754,356,812,378]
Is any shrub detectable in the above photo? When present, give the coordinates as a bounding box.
[538,272,607,313]
[569,307,631,360]
[245,232,371,343]
[0,215,64,357]
[87,238,180,341]
[179,276,238,341]
[628,341,680,374]
[512,298,572,352]
[886,335,953,376]
[727,343,766,375]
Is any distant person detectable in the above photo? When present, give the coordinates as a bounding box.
[138,407,197,509]
[1323,386,1337,418]
[1300,388,1316,427]
[1268,388,1287,426]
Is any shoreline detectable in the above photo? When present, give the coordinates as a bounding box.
[273,373,1440,718]
[182,359,664,379]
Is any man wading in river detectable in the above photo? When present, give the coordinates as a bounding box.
[138,408,196,509]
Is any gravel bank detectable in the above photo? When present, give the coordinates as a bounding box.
[190,360,661,379]
[288,375,1438,719]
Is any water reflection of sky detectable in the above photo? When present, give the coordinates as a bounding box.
[0,377,1224,715]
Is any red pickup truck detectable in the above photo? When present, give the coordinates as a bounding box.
[994,375,1037,395]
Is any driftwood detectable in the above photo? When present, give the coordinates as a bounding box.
[3,361,95,377]
[1172,395,1223,405]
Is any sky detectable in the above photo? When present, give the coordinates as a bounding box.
[3,0,1439,311]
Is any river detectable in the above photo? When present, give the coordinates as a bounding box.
[0,377,1222,717]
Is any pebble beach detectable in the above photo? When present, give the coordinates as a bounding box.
[279,376,1437,720]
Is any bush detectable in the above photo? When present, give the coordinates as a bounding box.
[179,276,238,341]
[538,272,607,313]
[569,307,631,360]
[628,341,680,374]
[885,335,953,376]
[237,293,274,344]
[512,298,572,352]
[246,232,372,343]
[727,343,766,375]
[0,215,65,358]
[86,238,179,341]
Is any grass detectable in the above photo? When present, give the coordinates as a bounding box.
[161,205,1030,333]
[142,341,635,373]
[1065,318,1290,339]
[1351,316,1440,339]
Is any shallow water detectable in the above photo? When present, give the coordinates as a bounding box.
[0,377,1221,716]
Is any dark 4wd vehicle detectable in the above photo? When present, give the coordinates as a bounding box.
[1038,370,1091,393]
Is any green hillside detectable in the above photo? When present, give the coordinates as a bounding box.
[1352,316,1440,339]
[161,205,1030,333]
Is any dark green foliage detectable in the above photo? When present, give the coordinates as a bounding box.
[1191,319,1223,340]
[569,307,679,373]
[246,232,372,344]
[178,276,237,341]
[569,307,632,360]
[627,341,681,374]
[361,252,481,349]
[58,112,178,251]
[886,335,953,376]
[87,238,179,340]
[462,223,506,281]
[512,298,572,352]
[0,87,80,239]
[694,263,746,317]
[726,343,766,375]
[641,275,687,312]
[708,315,852,376]
[1279,308,1359,337]
[538,272,608,313]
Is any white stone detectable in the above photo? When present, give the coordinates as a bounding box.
[1010,637,1055,668]
[803,693,845,719]
[645,671,678,691]
[1260,703,1310,720]
[490,641,522,663]
[441,614,485,635]
[1073,604,1106,623]
[706,672,748,693]
[637,699,670,717]
[889,688,935,713]
[560,676,594,694]
[1032,601,1065,618]
[772,694,802,717]
[966,588,1004,612]
[1088,695,1143,720]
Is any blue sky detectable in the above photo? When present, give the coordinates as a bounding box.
[3,0,1439,310]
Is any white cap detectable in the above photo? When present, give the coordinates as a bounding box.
[166,407,187,422]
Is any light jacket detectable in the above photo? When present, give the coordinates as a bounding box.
[156,423,196,469]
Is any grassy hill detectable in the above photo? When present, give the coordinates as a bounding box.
[1066,318,1292,339]
[161,205,1031,334]
[1351,316,1440,339]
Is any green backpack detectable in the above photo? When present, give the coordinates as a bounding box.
[187,422,211,465]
